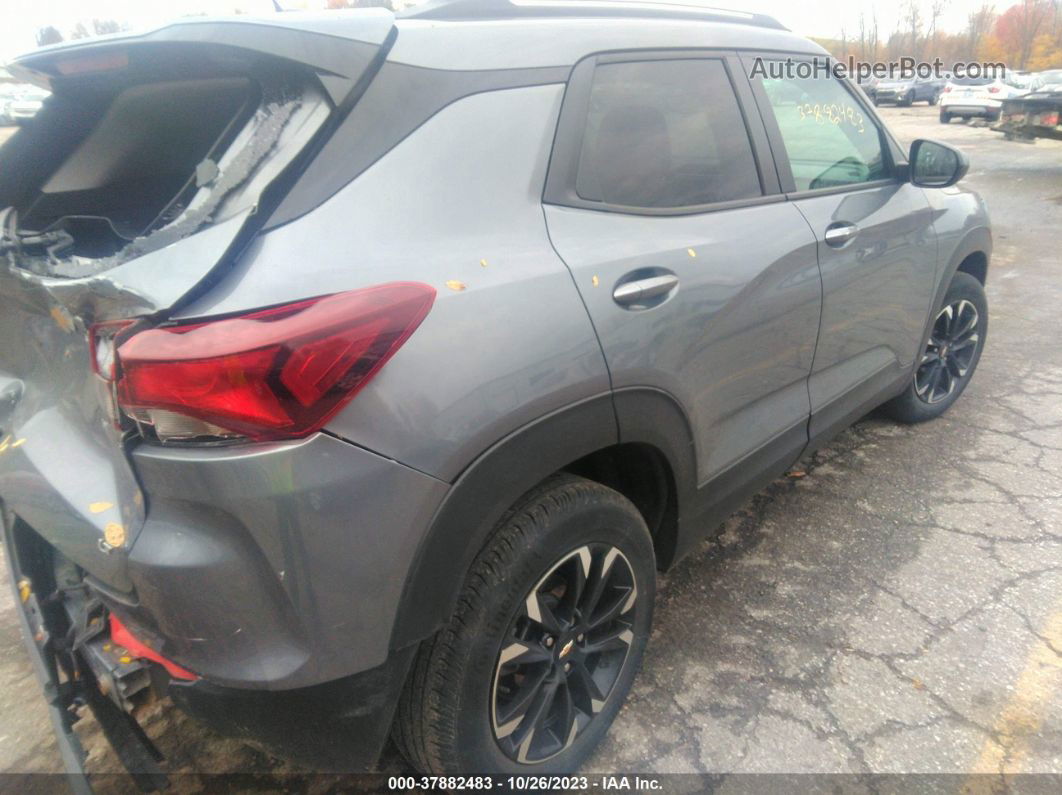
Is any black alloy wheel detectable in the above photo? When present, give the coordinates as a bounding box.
[915,298,980,404]
[491,544,638,764]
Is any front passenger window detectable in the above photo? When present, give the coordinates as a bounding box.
[759,71,888,191]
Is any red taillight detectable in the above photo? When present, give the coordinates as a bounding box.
[1039,112,1060,126]
[988,86,1001,94]
[944,85,952,92]
[115,283,435,442]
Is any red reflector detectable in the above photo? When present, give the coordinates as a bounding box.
[109,614,197,681]
[56,51,129,76]
[116,283,435,441]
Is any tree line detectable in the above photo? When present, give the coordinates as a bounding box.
[820,0,1061,72]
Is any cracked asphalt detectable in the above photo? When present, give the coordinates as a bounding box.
[1,106,1061,788]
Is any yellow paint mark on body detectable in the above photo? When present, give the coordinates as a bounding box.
[445,280,466,292]
[103,523,127,548]
[480,258,489,268]
[687,248,697,258]
[50,306,74,332]
[967,607,1062,778]
[89,502,114,514]
[10,438,25,448]
[591,275,600,287]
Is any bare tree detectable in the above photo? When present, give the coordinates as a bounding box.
[92,19,124,35]
[997,0,1053,67]
[36,26,64,46]
[70,21,91,40]
[870,10,880,60]
[327,0,396,8]
[904,0,924,59]
[967,4,997,55]
[927,0,949,49]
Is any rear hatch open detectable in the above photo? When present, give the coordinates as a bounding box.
[0,12,393,592]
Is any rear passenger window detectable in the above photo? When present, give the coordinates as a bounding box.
[759,72,888,191]
[575,59,762,209]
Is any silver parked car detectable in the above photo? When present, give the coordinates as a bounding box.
[1,0,991,781]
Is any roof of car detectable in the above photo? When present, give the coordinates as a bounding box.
[12,3,824,77]
[403,0,786,28]
[391,1,822,70]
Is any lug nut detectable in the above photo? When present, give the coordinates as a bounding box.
[544,636,554,648]
[577,634,584,643]
[564,662,572,672]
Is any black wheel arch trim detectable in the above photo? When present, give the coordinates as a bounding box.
[907,226,991,387]
[389,388,697,651]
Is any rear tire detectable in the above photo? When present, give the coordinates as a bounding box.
[929,92,939,106]
[882,272,988,423]
[939,109,951,124]
[393,474,655,775]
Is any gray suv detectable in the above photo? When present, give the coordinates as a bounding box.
[0,0,991,781]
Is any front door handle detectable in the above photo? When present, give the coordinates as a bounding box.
[824,222,859,248]
[613,273,680,307]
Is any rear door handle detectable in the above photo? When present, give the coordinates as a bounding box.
[612,274,680,307]
[824,222,859,248]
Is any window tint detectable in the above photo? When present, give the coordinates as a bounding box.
[575,59,762,209]
[761,71,888,192]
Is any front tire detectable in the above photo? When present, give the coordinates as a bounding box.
[393,474,655,775]
[883,271,988,423]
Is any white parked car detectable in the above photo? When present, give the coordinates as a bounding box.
[0,85,23,125]
[7,88,49,124]
[939,74,1032,123]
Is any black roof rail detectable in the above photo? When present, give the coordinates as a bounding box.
[401,0,788,30]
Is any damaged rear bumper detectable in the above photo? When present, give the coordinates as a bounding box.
[4,505,421,783]
[3,512,165,792]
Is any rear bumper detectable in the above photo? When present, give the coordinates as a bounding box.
[3,532,93,792]
[106,432,448,690]
[941,99,1001,114]
[168,643,417,771]
[5,503,419,776]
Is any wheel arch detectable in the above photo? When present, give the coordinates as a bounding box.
[388,388,696,651]
[957,249,989,285]
[907,225,991,386]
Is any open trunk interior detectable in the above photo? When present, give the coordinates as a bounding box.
[0,43,329,278]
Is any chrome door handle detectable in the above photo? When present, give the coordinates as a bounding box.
[612,274,680,306]
[824,222,859,248]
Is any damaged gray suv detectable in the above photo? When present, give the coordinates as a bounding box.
[1,0,991,782]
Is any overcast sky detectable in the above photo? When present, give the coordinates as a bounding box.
[2,0,993,64]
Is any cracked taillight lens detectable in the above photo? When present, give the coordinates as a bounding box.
[115,283,435,442]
